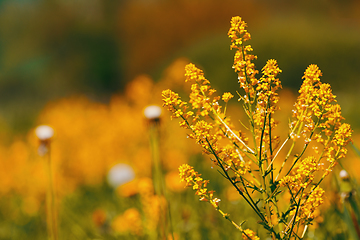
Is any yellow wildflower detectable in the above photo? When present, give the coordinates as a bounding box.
[291,186,325,223]
[185,63,209,84]
[112,208,143,236]
[228,16,251,49]
[253,59,282,147]
[280,156,320,194]
[162,15,354,239]
[326,123,352,162]
[242,229,260,240]
[179,164,219,206]
[228,17,258,100]
[162,89,189,120]
[222,92,234,102]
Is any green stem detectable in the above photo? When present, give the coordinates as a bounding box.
[257,110,274,232]
[286,188,304,240]
[205,138,267,223]
[149,122,174,240]
[45,144,58,240]
[239,44,258,157]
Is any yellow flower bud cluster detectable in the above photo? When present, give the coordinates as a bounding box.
[222,92,234,103]
[186,63,220,118]
[162,61,251,176]
[228,16,251,47]
[279,156,320,194]
[253,59,283,149]
[228,16,258,101]
[162,89,188,119]
[291,186,325,223]
[323,122,352,174]
[290,64,352,174]
[112,208,143,236]
[279,156,325,224]
[242,228,260,240]
[291,64,347,142]
[163,15,353,238]
[179,164,219,206]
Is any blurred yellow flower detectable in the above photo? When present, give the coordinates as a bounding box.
[112,208,142,236]
[165,170,185,192]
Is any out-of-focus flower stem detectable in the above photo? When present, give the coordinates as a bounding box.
[45,145,58,240]
[148,120,174,240]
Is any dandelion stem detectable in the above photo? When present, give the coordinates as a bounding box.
[45,144,58,240]
[148,122,174,240]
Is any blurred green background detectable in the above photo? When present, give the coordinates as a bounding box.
[0,0,359,134]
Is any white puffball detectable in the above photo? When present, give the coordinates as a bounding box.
[144,105,162,120]
[107,163,135,188]
[35,125,54,141]
[339,169,349,180]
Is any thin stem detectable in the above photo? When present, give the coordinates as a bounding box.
[216,115,255,154]
[210,199,256,240]
[275,118,305,181]
[148,122,174,240]
[194,79,256,158]
[45,144,58,240]
[268,110,274,183]
[206,138,267,223]
[257,110,273,229]
[284,187,303,240]
[277,142,309,182]
[238,176,266,219]
[239,44,259,157]
[266,137,289,172]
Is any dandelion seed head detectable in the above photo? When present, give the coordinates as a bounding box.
[339,169,349,180]
[107,163,135,188]
[144,105,162,120]
[35,125,54,141]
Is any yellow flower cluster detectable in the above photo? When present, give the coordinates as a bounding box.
[161,89,188,119]
[138,177,166,233]
[329,123,352,160]
[163,15,354,239]
[279,156,325,224]
[222,92,234,103]
[279,156,320,194]
[179,164,220,207]
[253,59,282,148]
[163,61,251,178]
[228,16,258,101]
[242,229,260,240]
[256,59,282,108]
[228,17,285,156]
[285,63,353,181]
[112,208,143,236]
[228,16,251,47]
[186,63,219,117]
[188,120,215,149]
[291,64,344,142]
[285,185,325,227]
[294,186,325,222]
